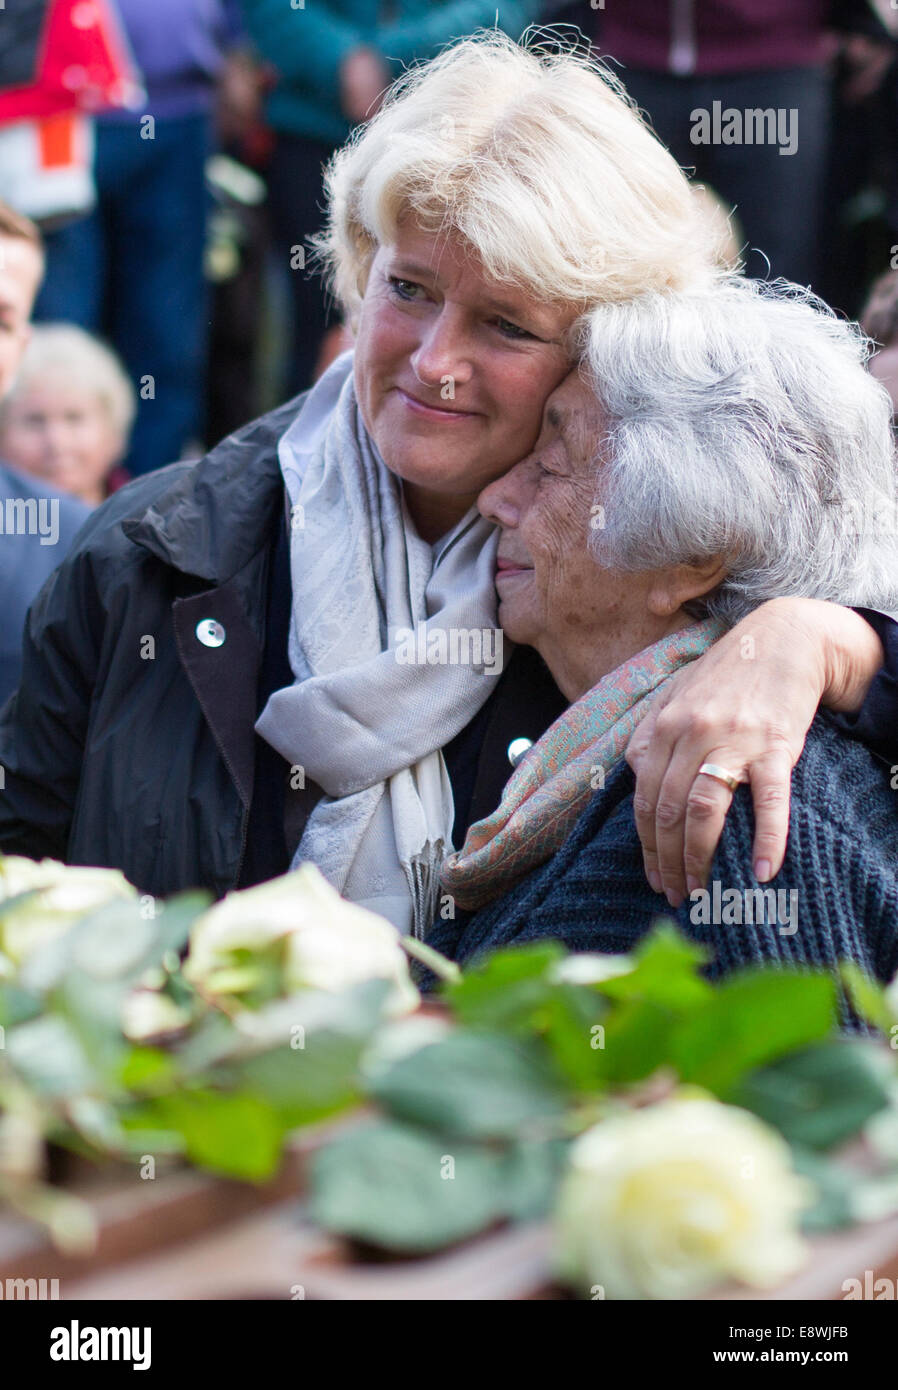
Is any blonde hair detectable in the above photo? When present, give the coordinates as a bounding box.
[316,29,717,323]
[1,323,136,440]
[692,184,744,272]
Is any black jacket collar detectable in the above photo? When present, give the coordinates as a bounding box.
[121,392,308,583]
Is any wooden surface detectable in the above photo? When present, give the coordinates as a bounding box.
[2,1124,897,1300]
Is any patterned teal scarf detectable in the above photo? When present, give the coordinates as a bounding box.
[440,617,727,911]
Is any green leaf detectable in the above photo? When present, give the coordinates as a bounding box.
[68,893,206,982]
[499,1137,568,1222]
[149,892,211,958]
[670,968,837,1095]
[309,1122,501,1251]
[20,893,205,999]
[733,1039,892,1150]
[173,1007,242,1074]
[235,1027,363,1129]
[446,942,568,1033]
[5,1015,97,1096]
[309,1120,564,1252]
[368,1030,566,1139]
[118,1046,179,1093]
[0,983,42,1030]
[790,1147,856,1233]
[536,985,610,1092]
[66,1095,128,1153]
[445,942,611,1094]
[839,962,894,1034]
[595,922,712,1011]
[590,998,676,1085]
[122,1088,283,1181]
[53,973,132,1088]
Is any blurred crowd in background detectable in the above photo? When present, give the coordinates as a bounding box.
[2,0,898,505]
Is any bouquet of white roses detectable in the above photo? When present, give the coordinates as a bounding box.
[3,852,898,1300]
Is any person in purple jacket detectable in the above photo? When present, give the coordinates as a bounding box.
[592,0,894,290]
[33,0,248,478]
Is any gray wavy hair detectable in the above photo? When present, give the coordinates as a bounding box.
[582,276,898,623]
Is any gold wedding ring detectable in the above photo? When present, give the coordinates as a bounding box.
[697,762,744,792]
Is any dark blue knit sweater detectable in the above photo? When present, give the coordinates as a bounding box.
[426,715,898,988]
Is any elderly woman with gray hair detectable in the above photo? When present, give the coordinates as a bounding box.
[432,276,898,984]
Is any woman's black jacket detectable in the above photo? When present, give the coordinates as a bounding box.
[0,395,566,897]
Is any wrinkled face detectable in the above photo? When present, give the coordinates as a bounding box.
[352,221,575,509]
[478,370,668,695]
[0,374,122,504]
[0,236,42,401]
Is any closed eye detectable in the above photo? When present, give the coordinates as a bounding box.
[494,316,537,341]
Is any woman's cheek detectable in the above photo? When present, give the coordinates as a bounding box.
[502,354,570,444]
[490,389,545,461]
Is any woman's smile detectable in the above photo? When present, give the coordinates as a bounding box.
[395,387,481,421]
[495,554,533,581]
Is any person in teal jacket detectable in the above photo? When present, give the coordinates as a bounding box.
[240,2,540,390]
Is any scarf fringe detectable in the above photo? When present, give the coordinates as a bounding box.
[407,844,447,941]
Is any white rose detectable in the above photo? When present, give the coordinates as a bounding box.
[549,953,634,986]
[555,1093,813,1300]
[184,863,418,1013]
[121,990,191,1042]
[0,855,136,966]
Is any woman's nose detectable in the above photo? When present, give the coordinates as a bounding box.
[410,308,474,389]
[478,471,521,527]
[44,422,70,455]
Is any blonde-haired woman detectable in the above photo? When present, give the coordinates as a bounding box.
[0,324,136,507]
[0,32,889,931]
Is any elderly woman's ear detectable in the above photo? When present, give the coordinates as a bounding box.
[645,557,728,618]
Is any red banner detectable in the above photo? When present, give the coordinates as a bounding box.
[0,0,141,126]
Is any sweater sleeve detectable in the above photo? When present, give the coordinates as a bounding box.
[677,723,898,988]
[378,0,539,70]
[239,0,367,99]
[827,609,898,767]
